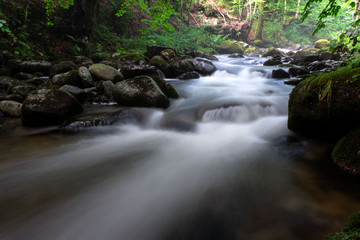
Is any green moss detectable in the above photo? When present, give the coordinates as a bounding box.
[314,39,330,49]
[217,40,244,54]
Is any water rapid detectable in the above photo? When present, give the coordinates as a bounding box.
[0,55,359,240]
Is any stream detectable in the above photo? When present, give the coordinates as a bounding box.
[0,55,359,240]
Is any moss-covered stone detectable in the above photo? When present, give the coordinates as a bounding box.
[217,40,244,54]
[89,63,124,83]
[149,55,173,77]
[50,70,83,88]
[314,39,330,49]
[244,46,261,56]
[332,128,360,174]
[288,66,360,140]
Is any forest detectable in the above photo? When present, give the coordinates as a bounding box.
[0,0,360,239]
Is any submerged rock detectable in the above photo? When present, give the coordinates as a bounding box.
[21,89,83,126]
[112,75,170,109]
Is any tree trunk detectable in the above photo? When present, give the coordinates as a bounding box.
[82,0,100,36]
[254,0,264,40]
[283,0,287,23]
[295,0,301,19]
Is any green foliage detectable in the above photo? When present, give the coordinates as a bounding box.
[116,0,175,33]
[118,24,227,53]
[326,212,360,240]
[43,0,74,26]
[0,19,15,39]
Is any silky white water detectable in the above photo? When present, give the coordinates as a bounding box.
[0,55,359,240]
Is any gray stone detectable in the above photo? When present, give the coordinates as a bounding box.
[89,63,124,83]
[0,100,22,117]
[78,66,94,88]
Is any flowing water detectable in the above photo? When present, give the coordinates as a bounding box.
[0,55,359,240]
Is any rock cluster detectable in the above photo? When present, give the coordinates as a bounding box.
[0,46,219,127]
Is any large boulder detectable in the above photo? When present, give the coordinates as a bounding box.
[332,128,360,174]
[89,63,124,83]
[272,69,290,79]
[12,85,36,98]
[59,85,85,102]
[217,40,244,54]
[0,100,22,117]
[149,75,179,99]
[21,89,83,126]
[288,67,360,140]
[289,67,309,77]
[160,49,178,64]
[314,39,330,49]
[112,75,170,108]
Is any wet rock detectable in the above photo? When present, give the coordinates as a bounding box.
[332,128,360,174]
[308,61,328,71]
[49,61,78,78]
[186,50,218,61]
[178,71,201,80]
[89,63,124,83]
[288,67,309,77]
[314,39,330,49]
[173,58,195,77]
[263,55,282,66]
[288,66,360,140]
[26,77,48,86]
[73,56,93,67]
[96,80,114,102]
[161,49,178,64]
[146,45,176,59]
[150,74,179,99]
[149,56,173,77]
[217,40,244,54]
[78,66,93,88]
[319,51,333,61]
[290,50,316,64]
[120,64,158,79]
[229,53,244,58]
[304,54,319,63]
[112,75,170,108]
[244,46,262,57]
[0,93,23,102]
[50,70,83,88]
[0,100,22,117]
[64,108,142,130]
[0,76,16,92]
[193,58,216,75]
[9,60,51,75]
[262,48,284,57]
[21,89,83,126]
[59,85,85,102]
[284,78,302,86]
[12,85,36,98]
[272,69,290,79]
[14,72,34,80]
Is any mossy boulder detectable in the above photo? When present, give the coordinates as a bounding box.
[332,128,360,174]
[244,46,261,56]
[288,67,360,140]
[112,75,170,109]
[21,89,83,126]
[149,74,179,99]
[314,39,330,49]
[89,63,124,83]
[217,40,244,54]
[149,56,173,77]
[160,49,178,64]
[50,70,83,88]
[187,50,218,61]
[120,64,158,79]
[253,40,264,47]
[146,45,176,59]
